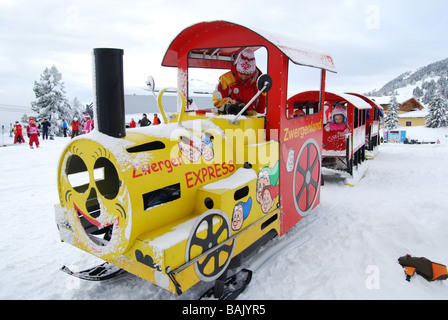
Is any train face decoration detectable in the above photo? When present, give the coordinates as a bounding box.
[55,21,338,298]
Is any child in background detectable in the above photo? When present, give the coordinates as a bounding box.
[28,118,39,149]
[71,117,82,139]
[82,114,92,134]
[13,121,25,144]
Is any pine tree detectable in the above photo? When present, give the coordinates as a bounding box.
[71,97,85,122]
[426,89,448,128]
[384,93,399,130]
[31,65,72,136]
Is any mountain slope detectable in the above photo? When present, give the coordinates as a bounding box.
[365,58,448,104]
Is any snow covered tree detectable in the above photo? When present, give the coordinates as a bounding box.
[437,77,448,100]
[384,93,399,130]
[426,89,448,128]
[20,114,29,124]
[422,80,438,105]
[413,86,424,100]
[71,97,85,122]
[31,65,72,136]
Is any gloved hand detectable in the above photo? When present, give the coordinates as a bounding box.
[224,102,246,115]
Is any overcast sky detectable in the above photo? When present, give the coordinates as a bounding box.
[1,0,447,127]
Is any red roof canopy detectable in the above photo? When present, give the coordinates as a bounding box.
[162,20,336,72]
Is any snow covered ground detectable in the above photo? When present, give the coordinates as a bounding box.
[1,126,447,300]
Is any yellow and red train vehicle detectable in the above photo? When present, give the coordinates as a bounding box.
[54,20,336,299]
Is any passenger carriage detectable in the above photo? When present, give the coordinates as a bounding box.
[287,91,371,178]
[346,92,383,155]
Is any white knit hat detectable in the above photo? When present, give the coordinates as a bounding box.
[236,49,256,75]
[332,105,347,122]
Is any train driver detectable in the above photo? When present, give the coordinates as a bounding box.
[212,48,266,116]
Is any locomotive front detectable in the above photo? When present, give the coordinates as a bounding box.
[55,48,279,295]
[56,127,206,260]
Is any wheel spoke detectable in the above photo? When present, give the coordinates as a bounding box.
[297,181,306,200]
[191,237,209,250]
[296,163,307,176]
[306,144,311,169]
[293,140,322,215]
[310,155,319,171]
[214,220,227,239]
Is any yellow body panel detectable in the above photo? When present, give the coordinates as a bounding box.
[55,114,281,295]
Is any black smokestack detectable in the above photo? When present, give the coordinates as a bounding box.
[93,48,126,138]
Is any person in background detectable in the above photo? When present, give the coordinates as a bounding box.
[138,113,151,127]
[71,117,82,139]
[129,118,137,128]
[41,119,51,140]
[13,121,25,144]
[62,119,68,137]
[153,113,161,125]
[187,99,198,110]
[213,48,266,115]
[82,113,92,134]
[28,118,39,149]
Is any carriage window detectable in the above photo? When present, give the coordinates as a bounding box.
[354,108,359,128]
[287,102,320,119]
[286,60,322,120]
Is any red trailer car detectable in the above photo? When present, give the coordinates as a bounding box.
[287,91,371,176]
[346,92,383,155]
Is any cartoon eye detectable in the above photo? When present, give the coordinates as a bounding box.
[94,157,120,200]
[66,155,89,193]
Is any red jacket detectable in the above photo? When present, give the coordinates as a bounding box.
[14,124,23,134]
[71,120,81,130]
[213,65,266,113]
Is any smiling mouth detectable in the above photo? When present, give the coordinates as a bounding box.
[74,202,116,246]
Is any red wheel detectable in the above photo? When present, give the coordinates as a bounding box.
[293,139,321,215]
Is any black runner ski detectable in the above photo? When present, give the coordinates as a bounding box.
[61,262,125,281]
